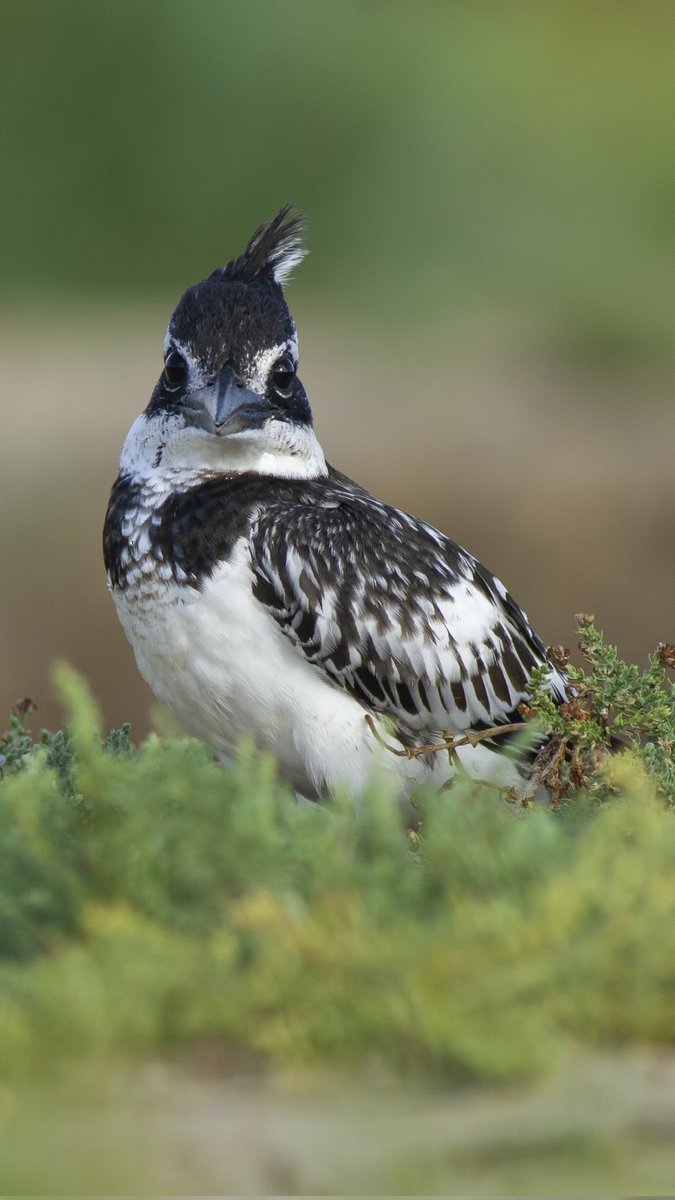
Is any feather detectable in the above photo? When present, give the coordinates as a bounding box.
[218,204,307,288]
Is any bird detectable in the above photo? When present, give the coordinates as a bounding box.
[103,204,566,803]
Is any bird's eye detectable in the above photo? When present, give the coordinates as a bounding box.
[271,355,296,398]
[164,349,188,388]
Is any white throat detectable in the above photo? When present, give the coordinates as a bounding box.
[119,411,328,482]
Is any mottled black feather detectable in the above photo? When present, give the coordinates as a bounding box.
[103,477,143,588]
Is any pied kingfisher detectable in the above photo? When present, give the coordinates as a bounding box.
[104,206,565,801]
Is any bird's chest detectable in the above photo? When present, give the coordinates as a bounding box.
[111,535,300,750]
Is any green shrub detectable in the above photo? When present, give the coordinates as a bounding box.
[0,627,673,1086]
[525,616,675,804]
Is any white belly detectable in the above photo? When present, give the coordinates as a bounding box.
[114,542,400,798]
[113,540,523,801]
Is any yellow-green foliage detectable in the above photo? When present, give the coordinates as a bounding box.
[0,666,674,1086]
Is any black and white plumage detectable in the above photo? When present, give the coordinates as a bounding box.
[104,205,565,800]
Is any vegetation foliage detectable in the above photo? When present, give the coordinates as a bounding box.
[0,622,673,1087]
[525,616,675,804]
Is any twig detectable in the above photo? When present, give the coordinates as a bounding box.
[517,734,567,808]
[364,712,564,808]
[364,714,530,759]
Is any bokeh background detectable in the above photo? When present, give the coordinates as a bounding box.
[2,1,673,737]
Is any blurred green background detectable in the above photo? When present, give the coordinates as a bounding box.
[1,0,674,734]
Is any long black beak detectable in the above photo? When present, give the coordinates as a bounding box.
[213,366,271,432]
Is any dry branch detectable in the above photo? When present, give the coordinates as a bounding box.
[364,713,529,759]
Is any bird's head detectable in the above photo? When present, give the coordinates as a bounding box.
[122,205,326,479]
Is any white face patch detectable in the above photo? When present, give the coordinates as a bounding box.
[244,331,298,395]
[163,324,299,398]
[162,330,210,392]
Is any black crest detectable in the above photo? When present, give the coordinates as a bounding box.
[215,204,307,289]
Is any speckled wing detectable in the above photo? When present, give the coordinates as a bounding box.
[250,480,566,739]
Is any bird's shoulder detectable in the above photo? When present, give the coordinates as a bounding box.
[103,465,353,591]
[247,466,562,734]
